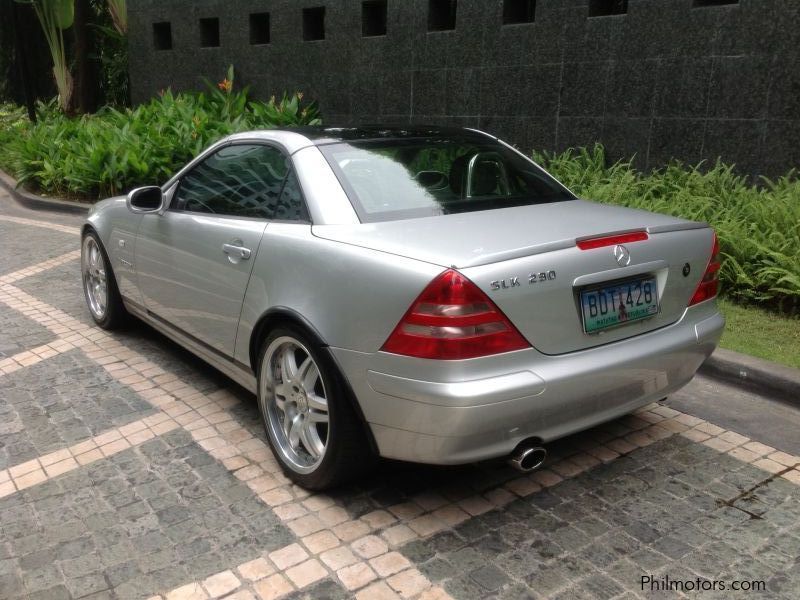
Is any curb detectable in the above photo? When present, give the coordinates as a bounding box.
[699,347,800,407]
[0,169,90,215]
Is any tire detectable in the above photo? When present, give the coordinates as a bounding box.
[256,325,373,490]
[81,230,128,330]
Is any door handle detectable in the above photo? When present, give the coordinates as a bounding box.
[222,243,251,260]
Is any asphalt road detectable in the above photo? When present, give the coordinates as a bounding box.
[671,376,800,457]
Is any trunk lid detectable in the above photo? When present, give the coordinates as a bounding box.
[313,200,713,354]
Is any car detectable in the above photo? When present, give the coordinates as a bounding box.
[81,126,724,489]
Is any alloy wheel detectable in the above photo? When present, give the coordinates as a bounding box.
[260,336,330,473]
[82,236,108,319]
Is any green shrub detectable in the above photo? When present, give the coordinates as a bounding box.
[535,145,800,307]
[0,103,30,172]
[3,81,320,198]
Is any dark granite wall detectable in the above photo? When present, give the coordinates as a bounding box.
[128,0,799,177]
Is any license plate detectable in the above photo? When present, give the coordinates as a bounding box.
[580,277,659,333]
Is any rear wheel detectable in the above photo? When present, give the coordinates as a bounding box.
[81,231,127,329]
[257,326,371,489]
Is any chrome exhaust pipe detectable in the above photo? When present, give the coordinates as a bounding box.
[508,445,547,472]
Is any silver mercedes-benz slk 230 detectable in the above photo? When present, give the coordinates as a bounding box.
[81,126,724,489]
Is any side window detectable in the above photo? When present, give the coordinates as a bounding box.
[276,170,309,221]
[173,144,308,220]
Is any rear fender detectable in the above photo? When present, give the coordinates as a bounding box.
[247,305,379,455]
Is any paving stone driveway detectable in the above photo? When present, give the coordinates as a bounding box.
[0,349,155,468]
[0,195,799,600]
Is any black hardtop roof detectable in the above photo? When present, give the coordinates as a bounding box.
[283,125,496,145]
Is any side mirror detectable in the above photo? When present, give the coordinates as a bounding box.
[126,186,164,213]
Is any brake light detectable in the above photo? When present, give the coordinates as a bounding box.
[577,231,649,250]
[381,269,530,360]
[689,231,721,306]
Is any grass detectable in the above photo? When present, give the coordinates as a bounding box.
[718,299,800,369]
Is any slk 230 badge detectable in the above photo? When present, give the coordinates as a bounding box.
[490,271,557,290]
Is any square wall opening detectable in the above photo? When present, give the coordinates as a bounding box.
[588,0,628,17]
[200,17,220,47]
[303,6,326,41]
[428,0,457,32]
[250,13,270,44]
[693,0,738,6]
[503,0,536,25]
[153,22,172,50]
[362,0,387,37]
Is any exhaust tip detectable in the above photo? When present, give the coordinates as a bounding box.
[508,445,547,473]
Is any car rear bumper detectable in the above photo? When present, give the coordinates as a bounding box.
[330,302,724,465]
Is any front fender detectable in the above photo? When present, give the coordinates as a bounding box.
[84,196,144,302]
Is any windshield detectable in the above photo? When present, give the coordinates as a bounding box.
[319,138,575,222]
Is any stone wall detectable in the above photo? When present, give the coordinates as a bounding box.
[128,0,799,177]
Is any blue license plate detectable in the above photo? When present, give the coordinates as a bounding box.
[580,277,659,333]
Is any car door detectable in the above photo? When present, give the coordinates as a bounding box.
[135,142,300,357]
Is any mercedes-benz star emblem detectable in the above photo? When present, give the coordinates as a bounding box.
[614,244,631,267]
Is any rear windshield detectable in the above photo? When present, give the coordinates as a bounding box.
[318,138,575,222]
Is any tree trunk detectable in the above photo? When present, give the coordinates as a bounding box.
[3,0,55,111]
[71,0,100,113]
[10,0,37,121]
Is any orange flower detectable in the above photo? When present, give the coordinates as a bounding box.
[217,78,232,93]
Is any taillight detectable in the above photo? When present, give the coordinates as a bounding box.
[576,231,648,250]
[689,231,721,306]
[381,269,530,360]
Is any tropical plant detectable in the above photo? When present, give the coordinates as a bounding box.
[250,92,322,127]
[2,69,322,197]
[92,19,129,106]
[106,0,125,33]
[201,65,249,121]
[16,0,74,111]
[204,66,322,126]
[0,103,30,172]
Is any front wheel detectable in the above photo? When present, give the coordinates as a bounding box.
[81,231,127,329]
[257,326,372,490]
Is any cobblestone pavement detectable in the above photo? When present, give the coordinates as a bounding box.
[1,192,799,600]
